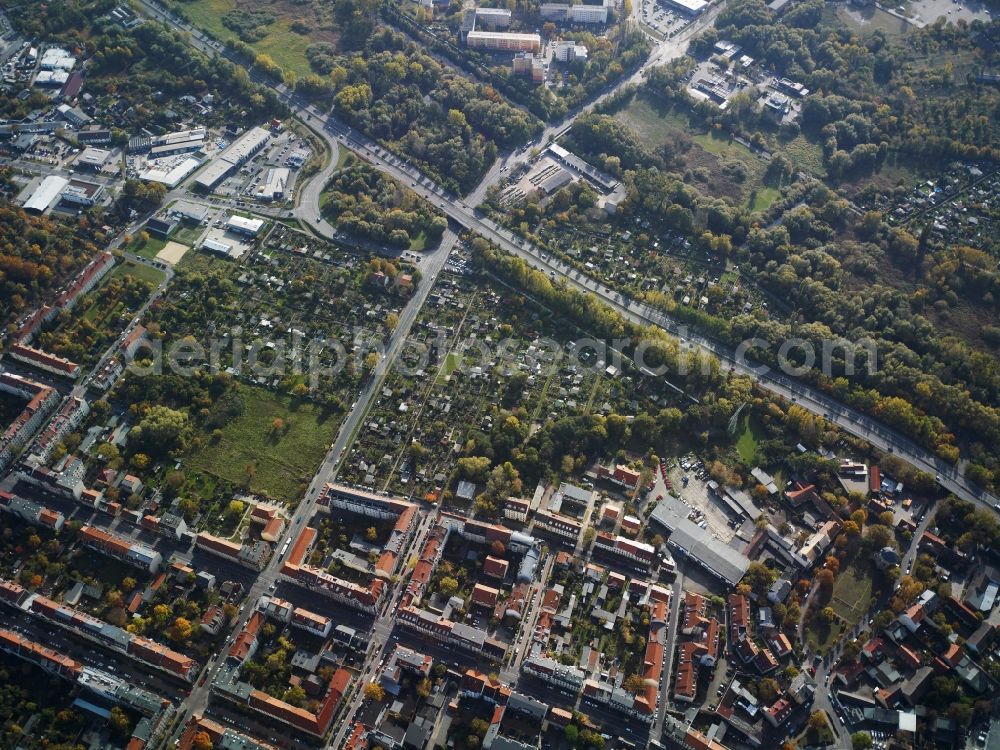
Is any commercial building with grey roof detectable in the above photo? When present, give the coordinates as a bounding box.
[648,495,752,587]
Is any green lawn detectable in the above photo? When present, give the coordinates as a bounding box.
[336,149,355,171]
[408,230,428,252]
[187,385,340,504]
[127,235,167,260]
[172,220,205,245]
[436,351,461,385]
[172,0,313,77]
[746,186,782,212]
[182,470,219,504]
[735,414,763,465]
[113,259,166,286]
[830,560,874,624]
[805,616,844,656]
[690,130,755,160]
[614,97,692,145]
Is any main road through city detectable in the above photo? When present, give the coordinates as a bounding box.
[129,3,1000,746]
[137,0,997,513]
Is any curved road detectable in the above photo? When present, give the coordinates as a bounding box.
[318,119,999,512]
[137,0,999,514]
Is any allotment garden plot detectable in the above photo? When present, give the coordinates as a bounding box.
[338,249,682,503]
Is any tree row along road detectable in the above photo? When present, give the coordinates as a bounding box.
[314,121,1000,514]
[130,3,999,747]
[134,0,999,517]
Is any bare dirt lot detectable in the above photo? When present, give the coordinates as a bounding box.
[156,240,191,266]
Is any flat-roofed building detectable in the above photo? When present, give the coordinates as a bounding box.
[194,126,270,191]
[255,167,288,201]
[201,238,236,257]
[474,7,512,27]
[540,2,610,23]
[466,31,541,53]
[139,157,201,188]
[661,0,707,14]
[76,147,112,170]
[60,178,104,206]
[226,215,264,236]
[0,491,65,532]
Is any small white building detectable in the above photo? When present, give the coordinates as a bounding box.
[226,215,264,236]
[256,168,289,202]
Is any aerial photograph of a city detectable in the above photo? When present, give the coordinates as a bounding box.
[0,0,998,748]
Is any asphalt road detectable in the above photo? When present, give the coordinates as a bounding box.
[325,122,999,513]
[135,0,1000,518]
[106,4,1000,747]
[654,573,683,738]
[160,227,457,747]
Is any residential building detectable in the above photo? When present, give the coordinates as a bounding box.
[593,532,656,568]
[0,490,65,532]
[597,463,642,488]
[533,510,581,542]
[503,496,530,522]
[522,653,586,691]
[380,644,433,695]
[466,31,542,53]
[291,607,332,638]
[0,373,59,473]
[11,343,80,379]
[79,525,162,573]
[196,533,271,571]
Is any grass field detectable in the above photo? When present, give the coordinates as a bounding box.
[746,186,782,212]
[615,96,769,203]
[831,558,876,623]
[735,414,764,465]
[829,3,910,36]
[179,248,231,272]
[187,385,340,503]
[113,259,166,286]
[805,615,844,655]
[777,134,826,177]
[172,0,323,78]
[172,220,205,245]
[408,230,428,252]
[127,235,167,260]
[690,130,755,160]
[437,351,461,384]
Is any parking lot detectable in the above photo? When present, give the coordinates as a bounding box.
[639,0,693,37]
[209,128,309,203]
[903,0,992,24]
[667,457,740,544]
